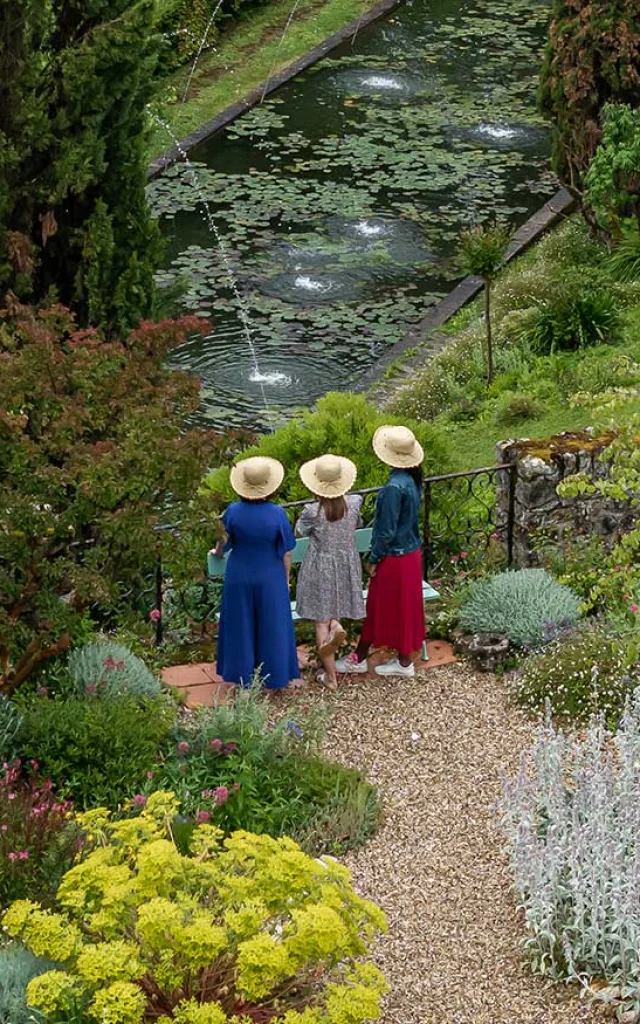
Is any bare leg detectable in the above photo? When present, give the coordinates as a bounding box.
[354,638,371,663]
[316,621,338,689]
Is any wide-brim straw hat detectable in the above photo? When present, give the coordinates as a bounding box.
[372,425,424,468]
[230,456,285,500]
[299,453,357,499]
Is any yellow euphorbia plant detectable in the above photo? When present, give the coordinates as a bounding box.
[3,791,387,1024]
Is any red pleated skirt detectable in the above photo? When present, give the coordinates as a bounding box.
[361,549,425,656]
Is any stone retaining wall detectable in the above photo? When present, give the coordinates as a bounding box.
[496,431,635,565]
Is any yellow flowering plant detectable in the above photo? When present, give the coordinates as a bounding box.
[3,791,387,1024]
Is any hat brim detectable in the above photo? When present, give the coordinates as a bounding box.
[230,457,285,499]
[299,455,357,498]
[372,426,424,468]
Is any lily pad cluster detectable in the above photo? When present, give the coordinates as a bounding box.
[148,0,556,429]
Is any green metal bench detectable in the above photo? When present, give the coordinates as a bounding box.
[208,527,439,660]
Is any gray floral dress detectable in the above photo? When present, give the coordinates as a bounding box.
[295,494,366,621]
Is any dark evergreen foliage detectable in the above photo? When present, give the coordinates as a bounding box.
[0,1,170,334]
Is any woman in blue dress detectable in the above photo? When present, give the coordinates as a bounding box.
[215,456,300,690]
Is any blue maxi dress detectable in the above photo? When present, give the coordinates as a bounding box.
[216,500,300,689]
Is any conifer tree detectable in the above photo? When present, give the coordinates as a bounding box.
[0,0,171,334]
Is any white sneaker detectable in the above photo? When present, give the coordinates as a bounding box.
[335,653,369,674]
[374,659,415,678]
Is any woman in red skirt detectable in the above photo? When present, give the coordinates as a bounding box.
[336,425,425,678]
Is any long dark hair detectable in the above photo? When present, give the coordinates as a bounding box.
[319,495,347,522]
[405,465,423,492]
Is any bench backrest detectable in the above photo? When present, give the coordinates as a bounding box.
[208,526,374,577]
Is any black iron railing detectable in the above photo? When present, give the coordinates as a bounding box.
[144,462,517,644]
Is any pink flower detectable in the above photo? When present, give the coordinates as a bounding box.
[195,810,211,824]
[103,656,116,670]
[177,741,190,755]
[132,794,147,807]
[7,852,17,862]
[450,554,459,563]
[301,705,310,713]
[37,687,48,697]
[213,786,229,805]
[146,771,154,780]
[224,742,238,755]
[149,609,161,622]
[1,824,7,832]
[631,604,639,615]
[86,683,97,696]
[18,851,29,860]
[460,551,468,559]
[209,738,223,752]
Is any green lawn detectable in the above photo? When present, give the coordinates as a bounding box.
[150,0,375,158]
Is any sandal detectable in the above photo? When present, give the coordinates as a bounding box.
[318,624,346,659]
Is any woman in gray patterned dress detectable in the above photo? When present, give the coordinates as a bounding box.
[296,454,365,689]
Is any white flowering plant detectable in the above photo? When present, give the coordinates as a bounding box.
[502,693,640,1021]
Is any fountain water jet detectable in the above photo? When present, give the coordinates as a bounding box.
[150,114,275,428]
[180,0,225,104]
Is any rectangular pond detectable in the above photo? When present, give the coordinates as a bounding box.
[148,0,555,430]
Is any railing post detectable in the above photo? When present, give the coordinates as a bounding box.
[423,480,432,578]
[154,550,164,647]
[506,464,516,566]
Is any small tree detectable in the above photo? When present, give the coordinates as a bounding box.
[0,304,248,694]
[456,222,513,384]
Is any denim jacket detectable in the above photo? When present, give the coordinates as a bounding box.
[369,469,421,564]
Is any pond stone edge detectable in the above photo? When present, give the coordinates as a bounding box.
[147,0,402,180]
[357,186,577,393]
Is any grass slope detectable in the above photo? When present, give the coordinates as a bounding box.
[151,0,375,157]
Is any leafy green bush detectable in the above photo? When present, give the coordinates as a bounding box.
[68,640,161,701]
[515,627,634,723]
[459,568,581,647]
[0,944,57,1024]
[204,392,450,504]
[524,286,621,354]
[0,697,22,762]
[19,695,175,809]
[4,792,388,1024]
[492,390,544,427]
[607,231,640,282]
[152,686,379,855]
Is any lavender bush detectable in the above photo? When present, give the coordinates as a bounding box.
[502,693,640,1020]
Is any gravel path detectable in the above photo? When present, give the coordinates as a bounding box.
[314,663,606,1024]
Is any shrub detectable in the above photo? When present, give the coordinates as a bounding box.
[524,286,621,354]
[152,686,379,854]
[204,392,451,506]
[458,568,581,647]
[68,640,161,701]
[0,761,81,909]
[19,695,175,809]
[607,230,640,282]
[515,626,634,723]
[0,944,57,1024]
[0,696,23,762]
[3,791,388,1024]
[501,693,640,1019]
[492,390,544,427]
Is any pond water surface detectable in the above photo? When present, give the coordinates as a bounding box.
[148,0,554,430]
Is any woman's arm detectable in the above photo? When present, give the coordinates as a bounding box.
[368,486,402,567]
[284,550,293,584]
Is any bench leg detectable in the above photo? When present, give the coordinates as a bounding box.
[422,639,429,662]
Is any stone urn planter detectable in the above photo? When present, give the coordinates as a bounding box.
[453,630,511,672]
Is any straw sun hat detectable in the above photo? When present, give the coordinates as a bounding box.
[230,456,285,500]
[372,425,424,468]
[299,453,357,499]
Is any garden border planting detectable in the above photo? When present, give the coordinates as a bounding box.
[357,187,577,390]
[147,0,401,178]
